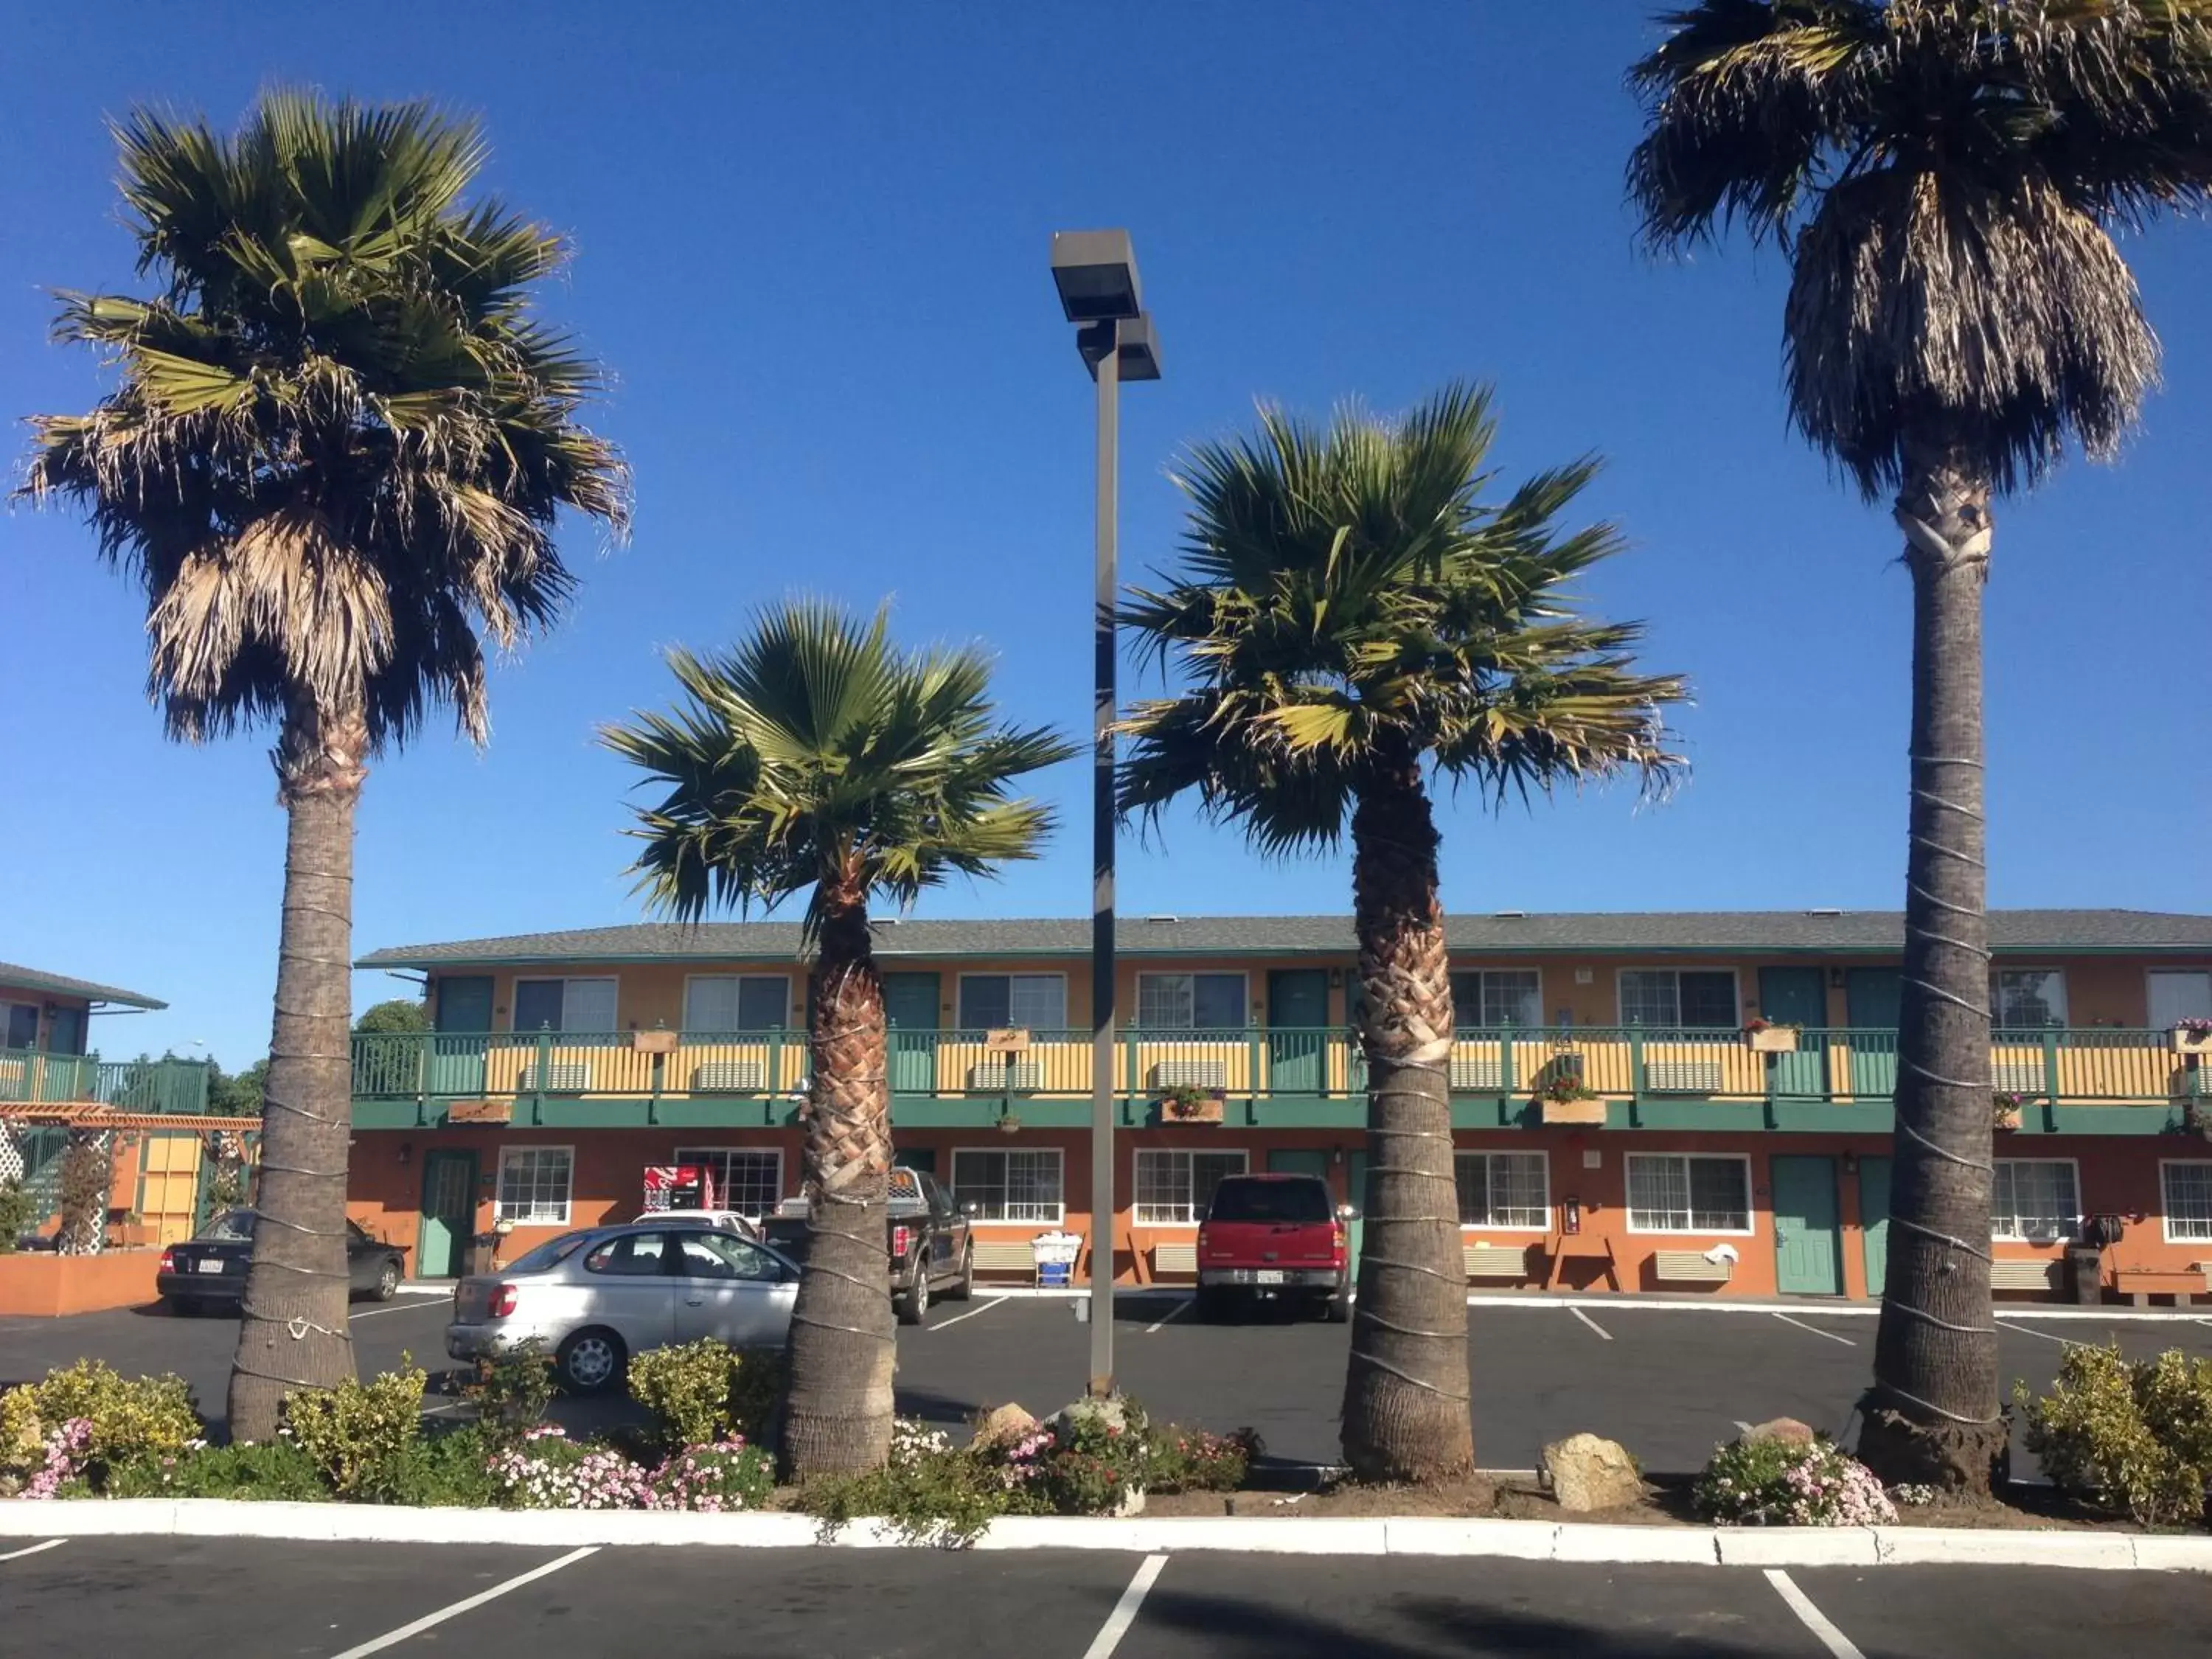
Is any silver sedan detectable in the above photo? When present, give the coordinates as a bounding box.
[447,1222,799,1393]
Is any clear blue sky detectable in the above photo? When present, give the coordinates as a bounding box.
[4,2,2208,1069]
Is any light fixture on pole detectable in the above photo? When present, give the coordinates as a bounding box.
[1050,228,1160,1399]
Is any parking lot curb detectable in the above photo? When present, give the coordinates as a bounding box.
[1,1500,2205,1568]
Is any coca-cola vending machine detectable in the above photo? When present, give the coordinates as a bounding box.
[641,1163,717,1213]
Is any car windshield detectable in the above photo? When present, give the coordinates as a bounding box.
[506,1231,590,1274]
[1207,1180,1332,1224]
[204,1208,255,1241]
[759,1217,810,1263]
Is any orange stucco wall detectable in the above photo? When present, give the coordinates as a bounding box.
[347,1123,2212,1301]
[0,1248,163,1317]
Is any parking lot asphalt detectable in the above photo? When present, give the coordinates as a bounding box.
[2,1537,2208,1658]
[10,1291,2212,1474]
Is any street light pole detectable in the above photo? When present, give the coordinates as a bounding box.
[1050,230,1161,1401]
[1087,317,1120,1397]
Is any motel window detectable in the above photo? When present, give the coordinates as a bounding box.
[1454,1152,1550,1229]
[512,977,618,1034]
[682,976,789,1032]
[3,1003,37,1051]
[958,975,1068,1032]
[1137,973,1247,1031]
[951,1148,1065,1223]
[1992,970,2068,1029]
[1992,1159,2081,1243]
[1617,970,1737,1030]
[495,1147,574,1225]
[1625,1154,1752,1234]
[672,1147,785,1218]
[1450,970,1542,1029]
[2163,1164,2212,1244]
[1134,1149,1248,1225]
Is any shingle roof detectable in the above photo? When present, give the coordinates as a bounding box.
[0,961,167,1010]
[355,909,2212,968]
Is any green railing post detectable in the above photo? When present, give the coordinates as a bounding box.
[1248,1025,1265,1102]
[1123,1021,1141,1102]
[2042,1026,2062,1110]
[768,1025,785,1097]
[649,1025,665,1123]
[1500,1022,1517,1096]
[532,1028,554,1118]
[1629,1022,1648,1102]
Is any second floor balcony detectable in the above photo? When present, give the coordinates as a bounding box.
[349,1024,2212,1135]
[0,1048,212,1116]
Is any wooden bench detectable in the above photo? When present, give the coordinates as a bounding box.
[967,1061,1042,1093]
[1989,1259,2060,1293]
[1464,1242,1531,1280]
[1151,1059,1228,1091]
[689,1060,766,1093]
[2112,1267,2208,1307]
[1644,1061,1725,1096]
[1652,1250,1733,1284]
[520,1062,591,1092]
[971,1239,1044,1281]
[1450,1057,1504,1093]
[1990,1060,2048,1096]
[1151,1240,1198,1277]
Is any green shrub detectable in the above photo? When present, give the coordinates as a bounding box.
[2019,1342,2212,1527]
[1693,1433,1895,1526]
[279,1360,426,1500]
[801,1449,1006,1546]
[106,1440,327,1501]
[1147,1424,1260,1494]
[0,1179,38,1252]
[627,1339,785,1451]
[0,1359,205,1490]
[460,1344,557,1450]
[1016,1397,1151,1515]
[383,1424,504,1508]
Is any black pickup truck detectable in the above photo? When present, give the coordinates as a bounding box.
[761,1166,975,1324]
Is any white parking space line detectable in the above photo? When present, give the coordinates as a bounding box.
[350,1301,449,1321]
[1996,1318,2076,1346]
[1145,1300,1190,1335]
[325,1545,599,1659]
[1772,1312,1856,1346]
[1569,1306,1613,1341]
[1079,1553,1169,1659]
[1764,1569,1867,1659]
[0,1540,66,1563]
[928,1296,1009,1332]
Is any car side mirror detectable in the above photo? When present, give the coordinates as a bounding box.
[1337,1203,1357,1221]
[961,1200,980,1218]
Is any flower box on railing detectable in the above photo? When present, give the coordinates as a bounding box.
[1159,1087,1225,1124]
[1745,1023,1799,1054]
[2172,1023,2212,1057]
[1539,1096,1608,1125]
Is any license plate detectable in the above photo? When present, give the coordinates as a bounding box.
[1253,1269,1284,1284]
[195,1259,226,1274]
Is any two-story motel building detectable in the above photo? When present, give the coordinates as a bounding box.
[345,910,2212,1302]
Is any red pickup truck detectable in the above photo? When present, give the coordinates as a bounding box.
[1193,1172,1352,1323]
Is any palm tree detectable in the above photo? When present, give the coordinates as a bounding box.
[1119,384,1685,1483]
[1630,1,2212,1490]
[24,91,628,1441]
[603,602,1073,1477]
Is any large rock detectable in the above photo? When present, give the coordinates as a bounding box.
[971,1403,1039,1451]
[1741,1417,1816,1447]
[1540,1433,1645,1514]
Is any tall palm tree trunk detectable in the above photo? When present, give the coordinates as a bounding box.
[228,703,365,1441]
[780,886,897,1478]
[1340,749,1474,1482]
[1861,448,2005,1494]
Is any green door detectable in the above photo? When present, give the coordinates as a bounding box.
[1857,1155,1892,1301]
[1758,967,1829,1098]
[417,1150,478,1279]
[1845,968,1902,1099]
[431,976,493,1096]
[883,973,940,1095]
[1267,970,1330,1094]
[1771,1154,1843,1295]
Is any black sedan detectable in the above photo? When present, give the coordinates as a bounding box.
[157,1209,408,1315]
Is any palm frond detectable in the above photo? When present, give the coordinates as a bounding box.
[604,600,1077,941]
[23,86,630,751]
[1118,383,1687,851]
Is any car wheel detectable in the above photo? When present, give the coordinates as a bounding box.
[896,1271,930,1326]
[1323,1286,1352,1324]
[373,1259,401,1302]
[556,1328,627,1394]
[1194,1287,1227,1324]
[947,1244,975,1302]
